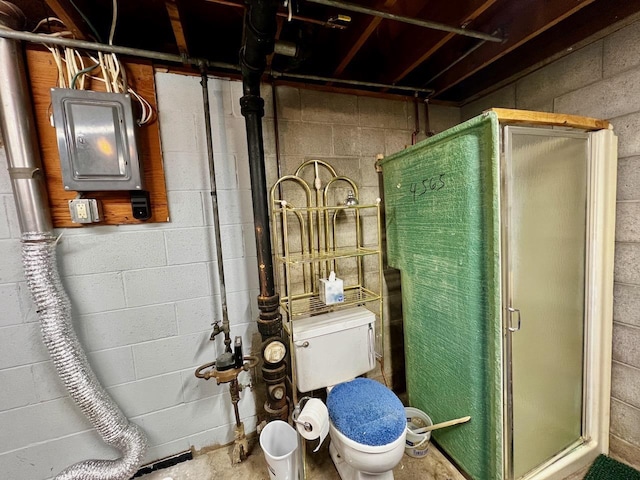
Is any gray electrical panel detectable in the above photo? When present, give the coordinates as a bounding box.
[51,88,144,191]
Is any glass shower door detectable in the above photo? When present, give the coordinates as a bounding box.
[503,126,589,479]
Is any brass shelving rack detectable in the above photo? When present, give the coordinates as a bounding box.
[269,159,384,405]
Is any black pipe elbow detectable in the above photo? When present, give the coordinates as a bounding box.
[240,0,279,96]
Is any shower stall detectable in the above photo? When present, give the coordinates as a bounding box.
[378,109,616,480]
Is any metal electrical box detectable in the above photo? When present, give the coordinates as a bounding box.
[51,88,144,191]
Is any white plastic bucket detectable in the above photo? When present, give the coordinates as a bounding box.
[260,420,299,480]
[405,407,433,458]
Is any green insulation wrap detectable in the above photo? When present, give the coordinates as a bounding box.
[380,112,502,480]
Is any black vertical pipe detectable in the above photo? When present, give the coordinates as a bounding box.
[239,0,287,421]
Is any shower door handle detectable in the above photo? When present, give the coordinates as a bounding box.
[508,307,521,332]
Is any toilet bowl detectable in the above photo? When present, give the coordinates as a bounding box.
[326,377,407,480]
[292,308,406,479]
[328,420,406,480]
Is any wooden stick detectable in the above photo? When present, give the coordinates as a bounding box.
[411,415,471,434]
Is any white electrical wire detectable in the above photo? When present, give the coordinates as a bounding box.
[35,1,154,125]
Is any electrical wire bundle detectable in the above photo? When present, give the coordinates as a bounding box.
[33,0,153,126]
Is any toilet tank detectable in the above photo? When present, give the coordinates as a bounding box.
[293,306,376,393]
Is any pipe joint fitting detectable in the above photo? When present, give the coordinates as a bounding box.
[240,94,265,117]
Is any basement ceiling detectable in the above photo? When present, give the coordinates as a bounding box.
[10,0,640,104]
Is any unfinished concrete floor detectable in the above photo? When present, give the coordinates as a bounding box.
[138,436,467,480]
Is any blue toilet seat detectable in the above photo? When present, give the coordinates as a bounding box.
[326,378,406,447]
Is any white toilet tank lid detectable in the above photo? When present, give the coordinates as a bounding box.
[292,306,375,342]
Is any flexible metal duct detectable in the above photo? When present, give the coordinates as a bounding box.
[0,2,147,479]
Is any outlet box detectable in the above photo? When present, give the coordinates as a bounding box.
[69,198,102,224]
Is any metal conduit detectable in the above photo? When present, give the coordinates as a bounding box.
[0,3,147,479]
[0,27,433,96]
[306,0,504,43]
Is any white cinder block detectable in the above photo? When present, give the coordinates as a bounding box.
[108,372,184,418]
[0,365,36,410]
[124,263,210,307]
[227,289,256,326]
[220,224,245,259]
[614,282,640,328]
[165,227,216,265]
[213,154,239,191]
[142,437,191,465]
[230,79,244,118]
[222,257,259,293]
[555,66,640,120]
[277,121,333,156]
[0,283,22,327]
[301,89,358,125]
[18,281,38,323]
[132,332,215,378]
[617,156,640,201]
[610,111,640,158]
[76,303,177,352]
[175,296,221,334]
[3,195,20,239]
[604,21,640,78]
[0,322,49,369]
[64,272,127,315]
[0,239,24,283]
[0,396,91,452]
[611,361,640,409]
[517,41,603,112]
[616,202,640,243]
[461,84,516,121]
[136,395,224,447]
[58,231,167,276]
[428,104,462,134]
[384,129,411,155]
[161,151,209,191]
[614,242,640,285]
[188,414,258,451]
[242,223,256,258]
[610,398,640,447]
[155,73,205,112]
[167,191,205,227]
[181,367,225,402]
[0,149,11,194]
[358,96,408,129]
[612,322,640,369]
[216,189,254,226]
[221,117,249,158]
[32,361,68,402]
[158,109,202,154]
[208,77,233,120]
[0,197,10,239]
[0,430,118,480]
[87,346,137,387]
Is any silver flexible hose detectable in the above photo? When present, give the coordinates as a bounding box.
[22,233,147,479]
[0,2,147,477]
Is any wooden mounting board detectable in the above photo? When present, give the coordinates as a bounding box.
[489,108,611,131]
[25,48,169,228]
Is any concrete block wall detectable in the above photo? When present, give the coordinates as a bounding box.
[263,86,460,388]
[0,69,461,479]
[462,20,640,470]
[0,73,260,480]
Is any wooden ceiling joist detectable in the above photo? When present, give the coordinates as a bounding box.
[332,0,397,77]
[165,0,189,57]
[382,0,498,85]
[428,0,597,96]
[44,0,92,40]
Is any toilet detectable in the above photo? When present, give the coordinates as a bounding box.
[293,307,407,480]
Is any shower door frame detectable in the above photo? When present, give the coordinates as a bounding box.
[500,125,617,480]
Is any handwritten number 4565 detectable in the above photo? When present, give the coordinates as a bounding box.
[410,174,446,201]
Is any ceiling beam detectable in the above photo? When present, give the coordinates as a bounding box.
[44,0,92,40]
[332,0,398,77]
[382,0,498,85]
[442,0,640,104]
[165,0,189,57]
[428,0,597,96]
